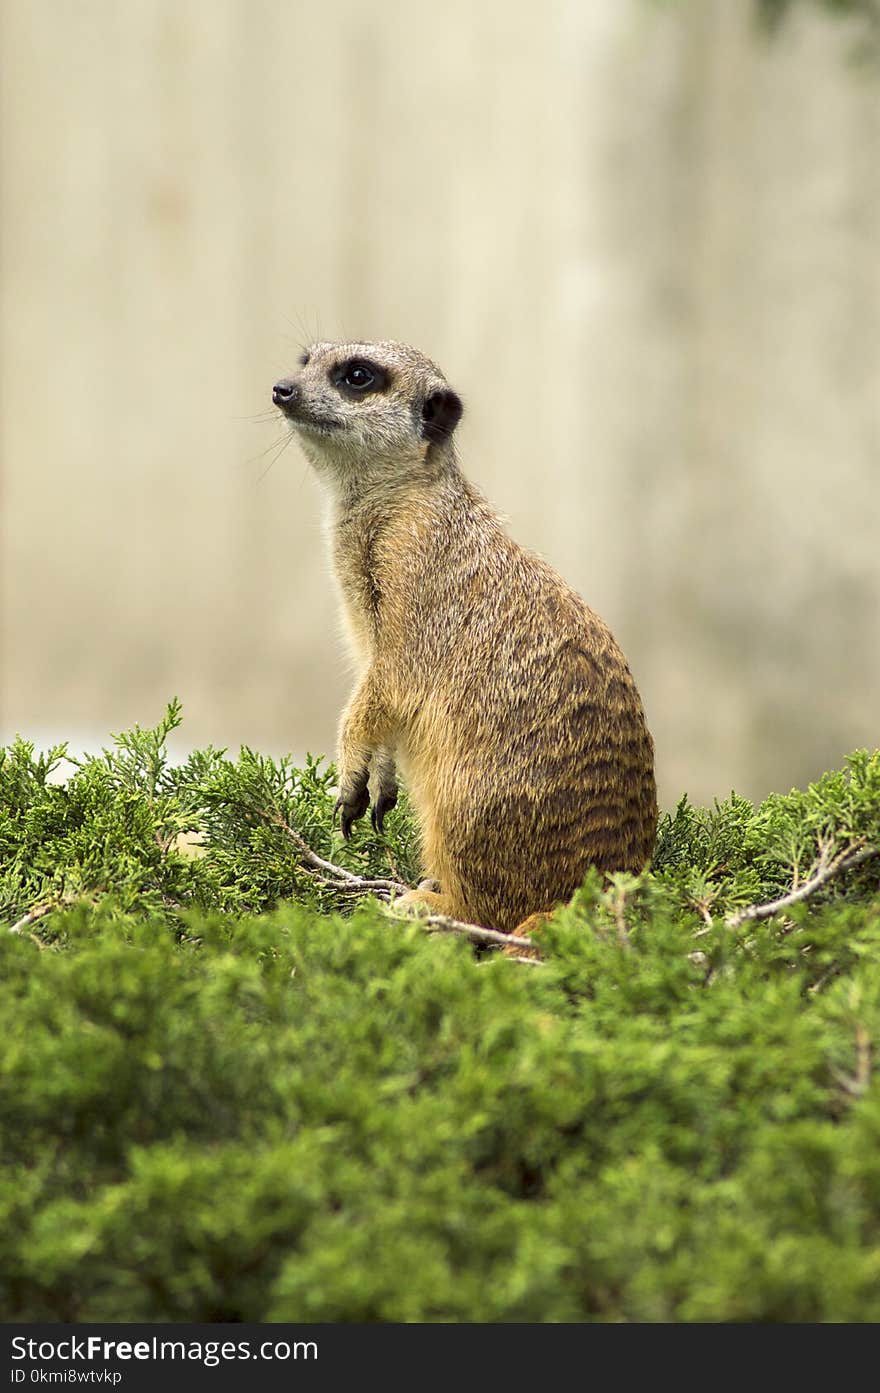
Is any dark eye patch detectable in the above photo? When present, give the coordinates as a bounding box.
[298,351,310,367]
[330,358,389,397]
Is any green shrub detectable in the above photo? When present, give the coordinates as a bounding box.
[1,706,879,1321]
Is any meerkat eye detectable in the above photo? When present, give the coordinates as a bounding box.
[331,358,388,397]
[344,364,374,390]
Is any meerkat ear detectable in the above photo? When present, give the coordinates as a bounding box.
[421,388,463,445]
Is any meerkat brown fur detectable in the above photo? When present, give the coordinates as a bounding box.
[272,340,656,934]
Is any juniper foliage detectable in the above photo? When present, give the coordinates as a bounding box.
[1,704,879,1321]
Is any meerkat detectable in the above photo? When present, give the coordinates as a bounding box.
[272,340,656,934]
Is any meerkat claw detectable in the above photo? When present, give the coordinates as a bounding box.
[335,785,370,840]
[370,786,398,834]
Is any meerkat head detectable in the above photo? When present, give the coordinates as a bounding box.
[271,340,463,494]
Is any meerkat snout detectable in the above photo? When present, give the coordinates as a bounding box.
[272,379,298,408]
[273,337,657,935]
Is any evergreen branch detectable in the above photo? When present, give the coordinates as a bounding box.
[726,839,879,929]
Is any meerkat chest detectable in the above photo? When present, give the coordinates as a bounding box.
[328,490,433,668]
[331,522,383,663]
[335,589,374,666]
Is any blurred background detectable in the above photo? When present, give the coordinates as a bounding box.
[1,0,878,808]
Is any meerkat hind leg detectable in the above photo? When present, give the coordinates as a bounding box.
[397,891,549,960]
[395,887,456,918]
[503,910,552,959]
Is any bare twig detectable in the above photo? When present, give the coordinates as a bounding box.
[384,844,405,884]
[832,1023,872,1099]
[8,903,55,935]
[807,964,840,997]
[261,809,408,897]
[259,806,541,958]
[725,840,879,930]
[404,909,538,954]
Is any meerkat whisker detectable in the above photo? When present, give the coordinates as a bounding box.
[255,433,297,483]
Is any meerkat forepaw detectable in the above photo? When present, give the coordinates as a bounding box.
[370,782,398,834]
[335,772,370,840]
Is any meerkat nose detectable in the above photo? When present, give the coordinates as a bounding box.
[272,379,298,408]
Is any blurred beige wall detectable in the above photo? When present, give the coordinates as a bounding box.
[1,0,878,807]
